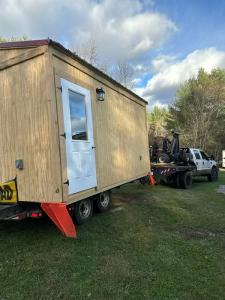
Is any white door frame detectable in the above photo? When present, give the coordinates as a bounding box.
[61,78,97,195]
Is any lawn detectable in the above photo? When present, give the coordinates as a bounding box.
[0,172,225,300]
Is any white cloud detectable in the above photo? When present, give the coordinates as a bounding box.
[151,54,177,73]
[2,1,224,113]
[0,0,176,62]
[142,48,225,107]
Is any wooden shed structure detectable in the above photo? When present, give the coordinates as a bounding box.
[0,39,150,236]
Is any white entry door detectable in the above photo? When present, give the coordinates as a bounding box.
[61,79,97,194]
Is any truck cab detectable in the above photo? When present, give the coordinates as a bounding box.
[189,148,218,181]
[222,150,225,168]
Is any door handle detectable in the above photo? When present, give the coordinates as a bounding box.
[92,146,96,149]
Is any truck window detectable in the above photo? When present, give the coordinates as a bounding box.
[194,151,201,159]
[200,151,208,160]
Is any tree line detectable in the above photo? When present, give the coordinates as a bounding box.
[148,68,225,161]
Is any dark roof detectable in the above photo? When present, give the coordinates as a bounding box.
[0,39,49,48]
[0,39,147,104]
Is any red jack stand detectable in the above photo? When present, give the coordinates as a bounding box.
[148,172,156,186]
[41,203,77,238]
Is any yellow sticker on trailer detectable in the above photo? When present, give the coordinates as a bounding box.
[0,179,17,204]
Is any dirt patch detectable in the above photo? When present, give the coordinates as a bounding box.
[112,194,134,205]
[110,207,125,213]
[112,194,152,206]
[181,228,215,240]
[217,185,225,194]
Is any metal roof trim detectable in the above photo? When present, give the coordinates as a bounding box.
[0,39,148,105]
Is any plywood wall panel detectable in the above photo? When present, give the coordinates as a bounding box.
[53,53,150,200]
[0,49,28,63]
[0,53,62,203]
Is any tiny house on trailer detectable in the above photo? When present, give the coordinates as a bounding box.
[0,39,150,237]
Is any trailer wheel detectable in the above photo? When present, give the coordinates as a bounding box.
[73,199,93,225]
[180,171,192,189]
[208,167,218,182]
[94,191,111,213]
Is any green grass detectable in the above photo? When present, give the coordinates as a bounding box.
[0,172,225,300]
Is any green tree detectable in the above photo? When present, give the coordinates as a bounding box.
[0,35,28,43]
[147,106,170,144]
[168,68,225,159]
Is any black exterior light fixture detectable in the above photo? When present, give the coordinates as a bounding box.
[96,87,105,101]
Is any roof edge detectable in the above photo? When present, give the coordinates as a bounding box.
[0,38,148,105]
[0,39,49,49]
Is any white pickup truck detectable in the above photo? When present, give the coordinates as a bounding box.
[188,148,218,181]
[151,147,218,189]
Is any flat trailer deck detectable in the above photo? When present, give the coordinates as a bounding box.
[151,163,196,189]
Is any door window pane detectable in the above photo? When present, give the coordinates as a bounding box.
[69,90,88,140]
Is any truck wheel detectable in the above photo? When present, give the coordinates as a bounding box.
[158,153,170,163]
[173,173,181,188]
[73,199,93,225]
[180,171,192,189]
[208,167,218,182]
[94,191,111,213]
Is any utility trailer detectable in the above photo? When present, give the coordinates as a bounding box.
[0,39,150,237]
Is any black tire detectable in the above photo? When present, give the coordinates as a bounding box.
[173,173,181,188]
[208,167,218,182]
[180,171,192,189]
[94,191,111,213]
[73,198,93,225]
[158,153,170,163]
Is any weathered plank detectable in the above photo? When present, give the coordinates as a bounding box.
[0,51,62,203]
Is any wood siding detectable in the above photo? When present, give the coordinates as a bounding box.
[0,49,27,62]
[0,50,63,203]
[51,48,150,204]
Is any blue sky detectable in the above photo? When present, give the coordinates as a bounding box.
[135,0,225,107]
[0,0,225,109]
[135,0,225,84]
[154,0,225,55]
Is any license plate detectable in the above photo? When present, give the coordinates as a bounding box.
[0,179,18,204]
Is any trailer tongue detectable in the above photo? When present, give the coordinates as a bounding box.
[0,178,43,220]
[0,203,43,220]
